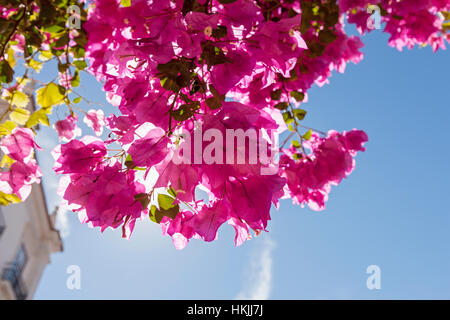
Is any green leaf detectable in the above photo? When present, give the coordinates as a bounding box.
[125,154,135,169]
[124,154,145,170]
[160,77,180,92]
[290,91,305,102]
[307,41,326,58]
[53,33,69,48]
[172,104,195,121]
[36,83,65,109]
[134,193,150,210]
[206,85,225,110]
[293,109,307,120]
[23,45,33,58]
[0,60,14,83]
[150,194,180,223]
[318,30,337,44]
[291,140,301,148]
[205,97,221,110]
[283,111,294,124]
[158,194,176,210]
[168,186,177,198]
[274,102,289,110]
[58,62,70,73]
[157,59,189,78]
[73,97,82,104]
[149,205,158,223]
[44,24,64,34]
[212,25,227,39]
[270,89,282,100]
[303,129,312,140]
[71,45,85,59]
[155,206,180,223]
[200,43,231,67]
[73,60,87,70]
[73,34,88,47]
[289,68,298,81]
[189,77,205,95]
[71,70,80,87]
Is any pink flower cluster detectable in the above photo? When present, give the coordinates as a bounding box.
[56,0,372,247]
[154,102,285,249]
[0,0,446,248]
[0,128,42,200]
[344,0,450,51]
[35,0,446,247]
[55,114,82,141]
[54,110,105,141]
[280,130,368,211]
[52,137,146,239]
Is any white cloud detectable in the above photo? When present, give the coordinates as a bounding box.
[236,236,275,300]
[55,206,70,238]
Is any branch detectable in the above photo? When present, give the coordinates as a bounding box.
[0,7,26,58]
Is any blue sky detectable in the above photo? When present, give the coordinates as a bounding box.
[33,24,450,299]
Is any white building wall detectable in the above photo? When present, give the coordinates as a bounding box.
[0,183,62,300]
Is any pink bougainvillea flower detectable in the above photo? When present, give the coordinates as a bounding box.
[127,128,170,167]
[52,136,107,174]
[58,72,72,89]
[0,159,42,200]
[186,201,230,242]
[59,162,146,239]
[227,217,251,247]
[54,114,82,141]
[160,210,196,250]
[83,109,105,136]
[281,130,368,211]
[210,50,256,95]
[0,127,41,163]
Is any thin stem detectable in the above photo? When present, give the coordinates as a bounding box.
[280,131,295,149]
[168,91,179,136]
[0,7,26,58]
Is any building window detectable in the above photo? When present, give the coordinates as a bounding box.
[0,209,5,237]
[2,244,28,300]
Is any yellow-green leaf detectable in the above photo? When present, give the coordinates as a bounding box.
[0,154,14,167]
[36,83,65,109]
[121,0,131,7]
[0,191,22,206]
[0,121,16,136]
[303,129,312,140]
[10,91,29,108]
[7,48,16,68]
[16,77,30,87]
[28,59,43,73]
[9,108,30,125]
[26,109,50,128]
[38,51,53,62]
